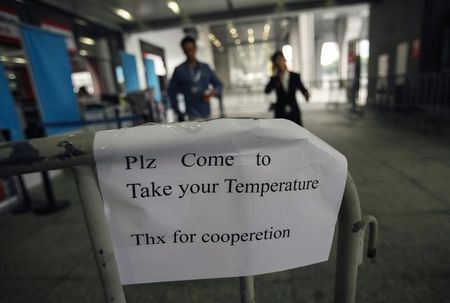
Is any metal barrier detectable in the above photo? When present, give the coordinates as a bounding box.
[371,72,450,123]
[0,124,378,303]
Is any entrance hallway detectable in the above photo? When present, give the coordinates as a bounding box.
[0,106,449,303]
[211,86,350,119]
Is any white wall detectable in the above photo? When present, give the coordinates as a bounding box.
[123,26,214,90]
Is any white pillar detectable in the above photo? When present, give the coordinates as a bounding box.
[123,33,147,90]
[290,17,301,73]
[298,12,315,83]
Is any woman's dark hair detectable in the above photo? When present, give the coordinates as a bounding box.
[181,36,196,48]
[271,51,284,64]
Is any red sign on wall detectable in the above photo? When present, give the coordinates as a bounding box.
[411,39,421,59]
[0,7,20,45]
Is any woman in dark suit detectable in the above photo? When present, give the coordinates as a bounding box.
[264,51,310,126]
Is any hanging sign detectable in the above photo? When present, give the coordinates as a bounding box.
[94,119,347,284]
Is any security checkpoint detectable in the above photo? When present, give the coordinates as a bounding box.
[0,119,378,303]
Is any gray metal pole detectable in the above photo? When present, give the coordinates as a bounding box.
[239,276,255,303]
[0,126,378,303]
[361,215,378,259]
[72,165,126,303]
[334,173,362,303]
[0,132,95,177]
[218,94,225,118]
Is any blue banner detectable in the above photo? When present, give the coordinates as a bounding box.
[0,63,24,141]
[21,25,81,136]
[120,52,140,93]
[144,58,162,103]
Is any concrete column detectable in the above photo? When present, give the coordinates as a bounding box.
[96,39,117,94]
[298,12,315,83]
[290,17,300,73]
[335,17,347,80]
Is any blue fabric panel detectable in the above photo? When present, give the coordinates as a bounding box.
[120,52,140,92]
[21,25,81,136]
[0,63,24,141]
[144,58,162,103]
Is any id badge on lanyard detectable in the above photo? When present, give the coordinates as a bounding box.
[190,67,202,94]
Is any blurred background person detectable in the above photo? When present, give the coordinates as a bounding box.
[168,36,222,121]
[265,51,310,126]
[76,86,97,111]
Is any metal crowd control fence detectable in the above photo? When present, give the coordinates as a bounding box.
[0,125,378,303]
[371,72,450,123]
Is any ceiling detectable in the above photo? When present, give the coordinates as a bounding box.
[37,0,372,32]
[210,17,291,49]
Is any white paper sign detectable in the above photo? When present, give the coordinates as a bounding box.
[94,119,347,285]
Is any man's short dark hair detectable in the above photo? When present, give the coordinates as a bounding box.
[271,51,284,64]
[181,36,196,48]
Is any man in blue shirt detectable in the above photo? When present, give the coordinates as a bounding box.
[168,36,222,120]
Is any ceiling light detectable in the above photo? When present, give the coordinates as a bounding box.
[247,28,254,35]
[231,32,238,39]
[264,24,271,31]
[79,50,88,56]
[248,37,254,44]
[79,37,95,46]
[167,1,181,15]
[235,39,241,45]
[229,27,237,35]
[0,56,6,61]
[12,58,26,64]
[75,18,88,26]
[115,8,133,21]
[208,33,215,41]
[281,19,289,27]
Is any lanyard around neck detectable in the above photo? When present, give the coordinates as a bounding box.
[189,65,202,83]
